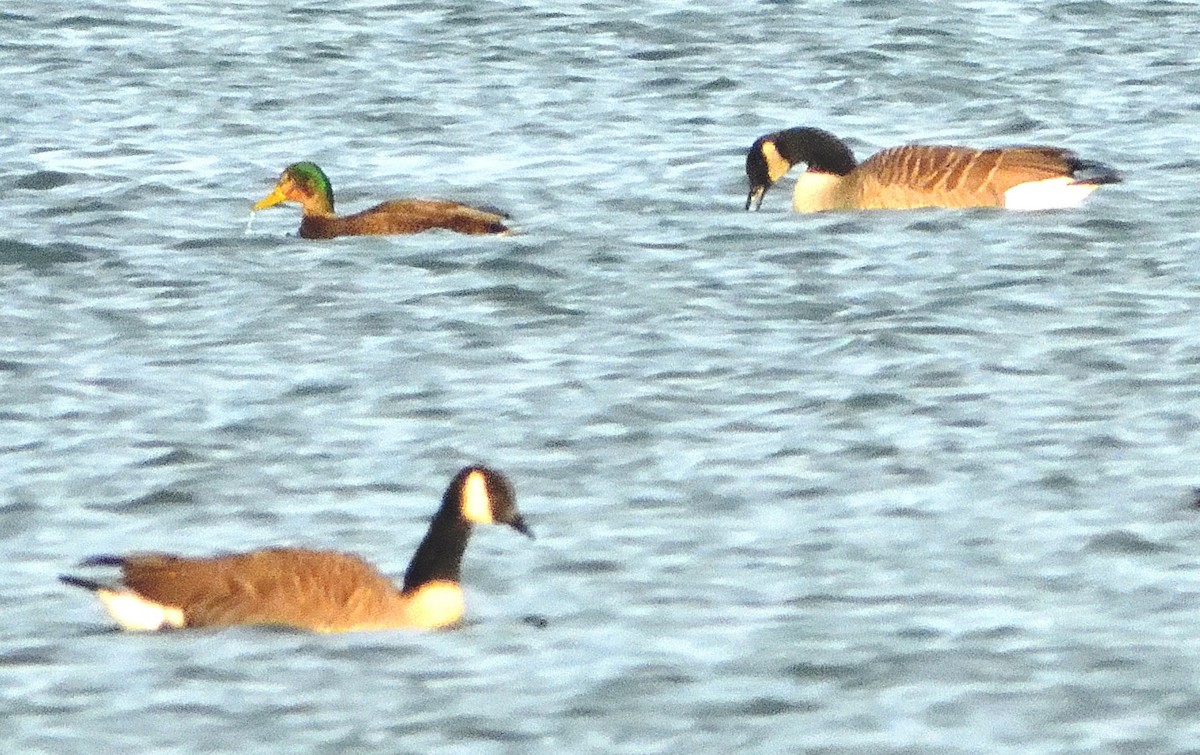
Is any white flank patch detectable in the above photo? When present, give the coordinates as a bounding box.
[461,470,494,524]
[97,589,186,631]
[1004,177,1099,210]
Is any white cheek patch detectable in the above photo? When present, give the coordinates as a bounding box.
[1004,177,1100,210]
[97,590,186,631]
[461,470,494,525]
[762,141,792,182]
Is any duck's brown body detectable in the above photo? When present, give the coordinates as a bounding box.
[253,162,509,238]
[60,467,532,632]
[298,199,509,239]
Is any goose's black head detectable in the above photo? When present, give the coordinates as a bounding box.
[745,127,858,210]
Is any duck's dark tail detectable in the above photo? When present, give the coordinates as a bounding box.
[60,555,127,591]
[59,574,106,592]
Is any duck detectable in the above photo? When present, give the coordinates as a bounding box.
[252,162,510,238]
[745,127,1121,213]
[59,466,533,632]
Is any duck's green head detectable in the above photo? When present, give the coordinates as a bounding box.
[253,161,334,214]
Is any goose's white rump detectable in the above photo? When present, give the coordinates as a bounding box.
[1003,176,1102,210]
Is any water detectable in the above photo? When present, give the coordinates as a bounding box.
[3,0,1200,752]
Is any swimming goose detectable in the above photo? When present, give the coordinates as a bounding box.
[745,127,1121,212]
[253,162,510,238]
[59,466,533,632]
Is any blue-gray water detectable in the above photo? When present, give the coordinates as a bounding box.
[4,1,1200,752]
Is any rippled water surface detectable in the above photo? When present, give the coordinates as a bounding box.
[4,1,1200,752]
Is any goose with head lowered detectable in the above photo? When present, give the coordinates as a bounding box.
[745,127,1121,213]
[59,466,533,633]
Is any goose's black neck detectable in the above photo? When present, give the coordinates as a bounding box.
[774,127,859,175]
[402,501,472,592]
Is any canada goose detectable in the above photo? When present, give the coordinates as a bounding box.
[252,162,510,238]
[745,127,1121,213]
[59,466,533,632]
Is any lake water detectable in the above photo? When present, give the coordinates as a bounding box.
[4,1,1200,752]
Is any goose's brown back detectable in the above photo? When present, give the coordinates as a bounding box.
[117,549,414,632]
[850,145,1081,209]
